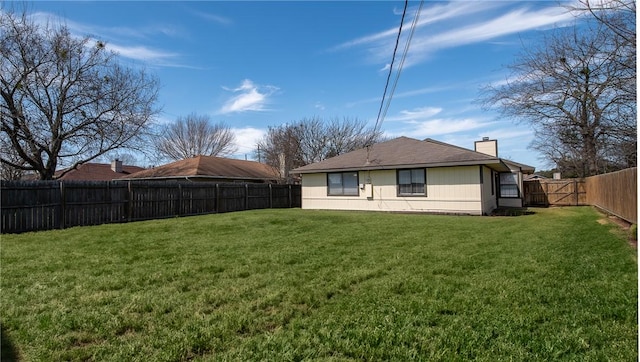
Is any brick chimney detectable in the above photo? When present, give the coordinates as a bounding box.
[474,137,498,157]
[111,159,123,173]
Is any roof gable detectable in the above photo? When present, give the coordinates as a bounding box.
[292,137,512,173]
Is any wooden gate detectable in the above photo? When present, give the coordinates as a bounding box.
[524,179,587,206]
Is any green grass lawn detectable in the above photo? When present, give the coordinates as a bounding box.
[1,207,637,361]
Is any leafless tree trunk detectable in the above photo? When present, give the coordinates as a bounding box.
[1,10,160,180]
[154,113,237,161]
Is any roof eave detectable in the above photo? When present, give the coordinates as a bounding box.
[291,159,512,174]
[116,175,279,182]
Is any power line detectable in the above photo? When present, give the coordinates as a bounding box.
[372,0,409,136]
[379,0,423,129]
[371,0,424,137]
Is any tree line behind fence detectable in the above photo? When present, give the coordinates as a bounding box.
[1,181,301,234]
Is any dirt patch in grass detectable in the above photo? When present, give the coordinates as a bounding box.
[597,214,637,248]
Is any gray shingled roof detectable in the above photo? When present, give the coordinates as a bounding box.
[291,137,515,173]
[122,155,280,181]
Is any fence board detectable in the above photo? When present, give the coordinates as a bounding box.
[1,181,301,234]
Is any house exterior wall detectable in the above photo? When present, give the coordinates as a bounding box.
[480,166,497,214]
[301,165,491,215]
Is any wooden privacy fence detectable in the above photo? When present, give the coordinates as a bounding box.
[1,181,301,234]
[524,167,637,224]
[585,167,637,224]
[524,179,587,206]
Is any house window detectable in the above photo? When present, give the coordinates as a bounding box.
[499,172,519,198]
[327,172,359,196]
[398,169,425,196]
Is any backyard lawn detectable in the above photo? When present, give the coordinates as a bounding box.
[1,206,637,361]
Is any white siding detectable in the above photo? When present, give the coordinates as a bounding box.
[480,166,497,214]
[300,166,486,214]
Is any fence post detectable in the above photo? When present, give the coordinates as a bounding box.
[245,183,249,210]
[127,181,133,222]
[106,181,111,223]
[288,184,292,208]
[215,183,220,213]
[176,183,182,216]
[59,181,66,230]
[269,184,273,209]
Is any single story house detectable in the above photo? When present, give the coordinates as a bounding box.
[120,155,281,183]
[54,159,145,181]
[290,137,534,215]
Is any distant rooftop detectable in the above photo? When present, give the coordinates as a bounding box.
[121,155,281,182]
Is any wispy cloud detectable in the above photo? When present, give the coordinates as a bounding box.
[386,107,443,122]
[191,10,233,26]
[346,85,453,108]
[27,11,186,67]
[334,2,496,51]
[383,105,495,139]
[107,43,179,63]
[406,118,487,138]
[218,79,279,114]
[336,2,577,69]
[30,11,184,41]
[413,7,575,49]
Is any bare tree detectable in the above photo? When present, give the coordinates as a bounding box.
[155,113,237,161]
[0,10,160,180]
[257,124,303,183]
[325,117,381,159]
[256,116,382,181]
[482,15,635,177]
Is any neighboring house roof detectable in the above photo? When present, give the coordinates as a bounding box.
[292,137,530,174]
[524,174,548,181]
[503,159,536,174]
[120,155,280,182]
[56,163,145,181]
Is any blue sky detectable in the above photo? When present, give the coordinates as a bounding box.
[23,1,585,170]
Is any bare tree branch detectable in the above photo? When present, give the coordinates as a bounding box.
[1,9,160,180]
[256,117,382,182]
[481,14,635,177]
